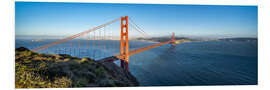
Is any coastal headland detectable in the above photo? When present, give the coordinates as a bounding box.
[15,47,139,88]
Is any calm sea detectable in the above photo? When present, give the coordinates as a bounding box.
[15,39,258,86]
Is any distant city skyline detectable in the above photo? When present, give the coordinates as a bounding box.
[15,2,257,39]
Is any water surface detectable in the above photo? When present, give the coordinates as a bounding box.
[15,39,258,86]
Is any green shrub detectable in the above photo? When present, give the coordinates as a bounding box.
[80,57,89,63]
[52,77,72,88]
[15,63,51,88]
[15,63,72,88]
[23,59,32,63]
[94,67,105,78]
[74,77,89,87]
[20,51,33,57]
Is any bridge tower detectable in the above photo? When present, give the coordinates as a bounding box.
[171,32,176,46]
[120,16,129,72]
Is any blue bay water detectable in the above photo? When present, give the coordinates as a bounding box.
[15,39,258,86]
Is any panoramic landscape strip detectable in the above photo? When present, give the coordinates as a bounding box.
[15,2,257,88]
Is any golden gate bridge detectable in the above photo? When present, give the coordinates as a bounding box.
[31,16,176,72]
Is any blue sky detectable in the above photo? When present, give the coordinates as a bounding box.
[15,2,257,38]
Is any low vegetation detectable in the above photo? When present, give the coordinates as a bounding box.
[15,47,138,88]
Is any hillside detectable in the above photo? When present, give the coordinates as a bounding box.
[137,37,197,43]
[218,38,257,42]
[15,47,138,88]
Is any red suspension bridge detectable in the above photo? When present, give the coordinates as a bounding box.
[31,16,176,72]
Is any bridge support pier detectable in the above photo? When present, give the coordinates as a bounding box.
[120,16,129,72]
[170,32,176,46]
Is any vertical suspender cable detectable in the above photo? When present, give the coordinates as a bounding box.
[87,33,89,57]
[64,40,66,54]
[88,33,91,58]
[99,30,101,59]
[93,31,96,58]
[104,26,106,58]
[78,38,80,57]
[46,47,48,54]
[69,40,71,56]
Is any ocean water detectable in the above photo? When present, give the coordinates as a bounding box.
[15,39,258,86]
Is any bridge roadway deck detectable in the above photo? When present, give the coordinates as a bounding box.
[98,40,171,62]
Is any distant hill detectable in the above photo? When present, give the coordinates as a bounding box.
[218,38,257,42]
[15,47,138,88]
[137,37,198,42]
